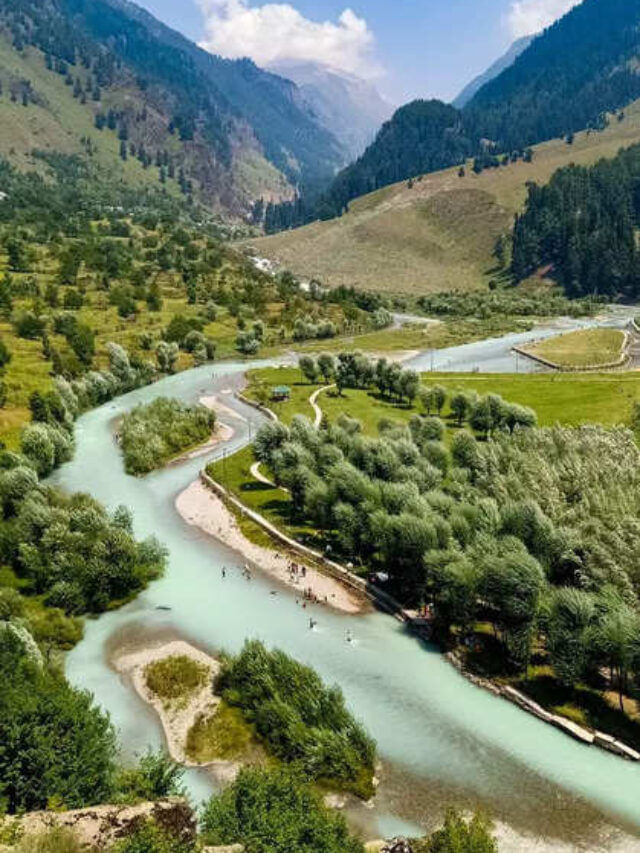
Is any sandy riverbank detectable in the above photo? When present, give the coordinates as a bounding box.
[113,639,238,781]
[175,479,365,615]
[169,422,235,465]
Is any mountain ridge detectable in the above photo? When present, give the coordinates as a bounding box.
[452,35,534,109]
[270,60,393,162]
[0,0,346,216]
[305,0,640,224]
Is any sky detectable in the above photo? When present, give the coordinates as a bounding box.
[137,0,580,104]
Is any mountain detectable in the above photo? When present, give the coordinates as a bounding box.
[0,0,345,216]
[452,35,534,109]
[270,61,393,162]
[313,0,640,221]
[246,96,640,294]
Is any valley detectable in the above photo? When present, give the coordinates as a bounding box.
[53,330,640,852]
[245,97,640,293]
[7,0,640,851]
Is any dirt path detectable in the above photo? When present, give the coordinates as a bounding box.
[309,384,335,427]
[249,460,276,487]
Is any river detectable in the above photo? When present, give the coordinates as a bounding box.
[52,314,640,851]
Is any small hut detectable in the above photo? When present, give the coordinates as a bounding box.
[271,385,291,402]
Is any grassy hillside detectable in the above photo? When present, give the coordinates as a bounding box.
[246,99,640,294]
[0,33,294,215]
[0,38,165,187]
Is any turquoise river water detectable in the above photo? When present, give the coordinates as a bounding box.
[50,316,640,850]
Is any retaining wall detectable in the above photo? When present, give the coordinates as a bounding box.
[235,391,278,422]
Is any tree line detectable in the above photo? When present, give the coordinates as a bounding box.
[254,364,640,704]
[511,142,640,298]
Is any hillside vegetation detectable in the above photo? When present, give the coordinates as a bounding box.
[0,0,344,215]
[246,98,640,293]
[288,0,640,224]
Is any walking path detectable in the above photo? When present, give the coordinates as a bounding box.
[249,460,276,487]
[309,384,334,427]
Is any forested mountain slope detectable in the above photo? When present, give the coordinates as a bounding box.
[512,143,640,299]
[453,35,534,109]
[0,0,344,216]
[312,0,640,220]
[246,99,640,294]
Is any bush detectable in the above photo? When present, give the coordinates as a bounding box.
[114,751,185,803]
[144,655,209,700]
[0,472,167,613]
[216,640,376,795]
[14,828,85,853]
[120,398,216,475]
[0,630,117,813]
[200,766,364,853]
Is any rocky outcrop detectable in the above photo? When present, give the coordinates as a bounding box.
[4,798,195,850]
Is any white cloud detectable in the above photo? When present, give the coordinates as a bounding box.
[197,0,381,78]
[507,0,580,38]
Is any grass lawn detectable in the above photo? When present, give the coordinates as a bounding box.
[246,366,640,433]
[522,328,626,368]
[186,701,262,763]
[207,445,326,554]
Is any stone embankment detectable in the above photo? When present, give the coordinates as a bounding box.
[447,651,640,761]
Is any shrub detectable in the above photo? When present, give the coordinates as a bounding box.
[200,766,364,853]
[145,655,209,700]
[120,398,215,475]
[216,640,376,796]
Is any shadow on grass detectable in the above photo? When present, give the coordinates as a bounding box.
[240,481,276,494]
[515,673,640,750]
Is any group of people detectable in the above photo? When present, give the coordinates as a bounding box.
[287,560,307,581]
[218,556,355,644]
[220,563,252,580]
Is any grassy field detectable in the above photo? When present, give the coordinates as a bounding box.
[292,315,534,357]
[186,702,262,763]
[245,98,640,294]
[246,366,640,432]
[522,328,626,368]
[213,366,640,552]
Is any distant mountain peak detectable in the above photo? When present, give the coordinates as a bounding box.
[269,60,394,163]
